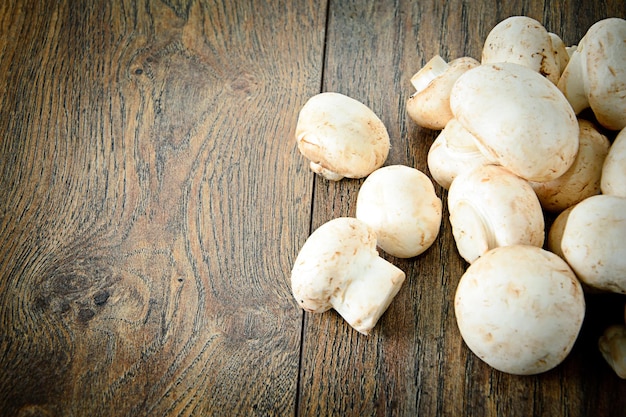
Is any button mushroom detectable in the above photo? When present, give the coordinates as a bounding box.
[450,62,579,182]
[447,164,545,264]
[406,55,479,130]
[355,165,442,258]
[557,18,626,131]
[601,127,626,197]
[291,217,405,335]
[427,118,492,190]
[530,119,610,213]
[481,16,561,84]
[454,245,586,375]
[295,92,390,180]
[560,194,626,294]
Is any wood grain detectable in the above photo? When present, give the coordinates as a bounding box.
[0,0,323,415]
[0,0,625,416]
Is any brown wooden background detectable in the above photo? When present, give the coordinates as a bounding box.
[1,0,625,416]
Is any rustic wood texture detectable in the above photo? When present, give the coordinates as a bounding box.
[0,0,625,416]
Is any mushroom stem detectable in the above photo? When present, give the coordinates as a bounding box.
[410,55,450,92]
[331,255,405,335]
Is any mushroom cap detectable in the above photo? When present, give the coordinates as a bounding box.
[454,245,585,375]
[561,194,626,294]
[295,92,390,180]
[448,165,545,263]
[427,118,492,190]
[406,56,479,130]
[598,325,626,379]
[601,127,626,197]
[546,205,574,259]
[355,165,442,258]
[531,119,610,212]
[481,16,560,84]
[450,62,579,182]
[582,18,626,131]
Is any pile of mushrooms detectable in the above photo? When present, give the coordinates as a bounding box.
[290,15,626,376]
[407,16,626,376]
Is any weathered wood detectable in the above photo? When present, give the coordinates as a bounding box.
[299,1,626,416]
[0,0,324,415]
[1,0,626,416]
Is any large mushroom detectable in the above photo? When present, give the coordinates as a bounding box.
[454,245,586,375]
[295,92,390,180]
[291,217,405,335]
[450,62,579,182]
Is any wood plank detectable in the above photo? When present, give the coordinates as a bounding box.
[299,1,626,416]
[0,0,325,415]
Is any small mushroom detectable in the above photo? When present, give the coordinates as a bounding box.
[599,325,626,379]
[601,127,626,197]
[291,217,405,335]
[549,32,570,75]
[560,194,626,294]
[427,118,492,190]
[530,119,610,212]
[447,165,545,264]
[450,62,579,182]
[355,165,442,258]
[546,205,574,260]
[454,245,586,375]
[481,16,561,84]
[406,55,479,130]
[295,92,390,180]
[557,18,626,130]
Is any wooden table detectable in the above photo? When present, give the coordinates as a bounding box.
[1,1,625,415]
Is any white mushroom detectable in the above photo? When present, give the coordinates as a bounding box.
[599,325,626,379]
[549,32,570,75]
[454,245,586,375]
[291,217,405,335]
[560,194,626,294]
[530,119,610,212]
[546,205,574,260]
[601,127,626,197]
[450,62,579,182]
[447,165,545,264]
[481,16,561,84]
[406,55,479,130]
[557,18,626,130]
[427,118,492,190]
[295,92,390,180]
[355,165,442,258]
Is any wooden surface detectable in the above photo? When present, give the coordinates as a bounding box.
[1,0,625,415]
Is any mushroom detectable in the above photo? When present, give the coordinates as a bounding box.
[599,325,626,379]
[450,62,579,182]
[530,119,610,212]
[406,55,479,130]
[549,32,570,75]
[557,18,626,130]
[454,245,586,375]
[560,194,626,294]
[546,205,574,260]
[481,16,561,84]
[601,127,626,197]
[291,217,405,335]
[355,165,442,258]
[447,165,545,264]
[295,92,390,180]
[427,118,492,190]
